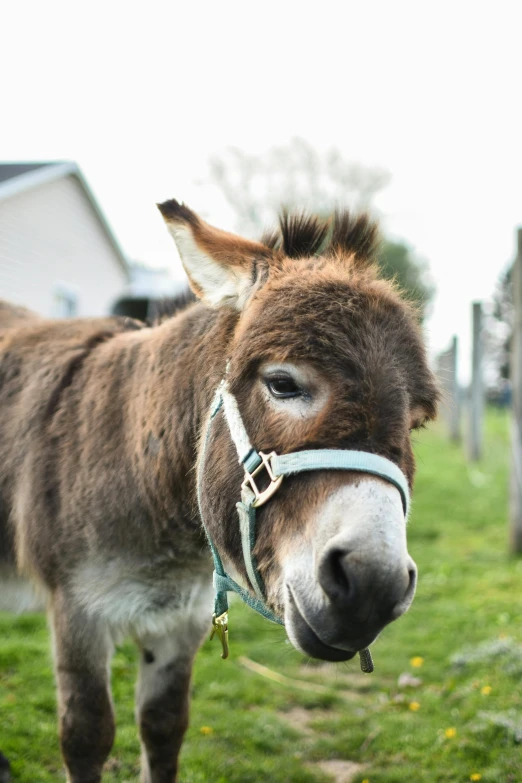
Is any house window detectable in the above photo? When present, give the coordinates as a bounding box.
[53,284,79,318]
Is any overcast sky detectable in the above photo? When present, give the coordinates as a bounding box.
[2,0,521,380]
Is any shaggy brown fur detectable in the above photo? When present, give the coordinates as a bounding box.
[0,300,40,330]
[0,203,438,782]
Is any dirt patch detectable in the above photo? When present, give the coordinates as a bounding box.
[278,706,328,736]
[279,707,368,782]
[312,759,366,783]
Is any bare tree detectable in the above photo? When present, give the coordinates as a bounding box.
[207,137,391,236]
[206,138,433,316]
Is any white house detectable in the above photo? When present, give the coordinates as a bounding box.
[0,161,130,318]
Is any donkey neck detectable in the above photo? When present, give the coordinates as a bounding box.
[122,302,238,527]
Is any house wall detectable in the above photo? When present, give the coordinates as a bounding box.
[0,175,129,318]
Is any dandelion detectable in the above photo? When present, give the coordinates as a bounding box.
[410,656,424,668]
[200,726,214,735]
[444,727,457,738]
[470,774,481,781]
[362,780,370,783]
[409,701,421,711]
[481,685,492,695]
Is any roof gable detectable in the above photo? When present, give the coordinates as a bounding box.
[0,161,128,274]
[0,162,54,185]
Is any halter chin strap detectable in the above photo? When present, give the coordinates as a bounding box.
[196,379,410,665]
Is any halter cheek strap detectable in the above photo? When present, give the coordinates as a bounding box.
[196,386,281,636]
[196,380,410,668]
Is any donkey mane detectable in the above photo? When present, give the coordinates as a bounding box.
[262,212,329,258]
[327,210,380,264]
[149,289,198,325]
[261,209,380,263]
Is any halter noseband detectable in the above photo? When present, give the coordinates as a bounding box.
[196,379,410,671]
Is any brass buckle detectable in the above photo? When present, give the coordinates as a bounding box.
[210,611,229,659]
[241,451,283,508]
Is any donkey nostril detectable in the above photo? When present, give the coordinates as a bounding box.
[320,547,355,604]
[330,550,351,594]
[396,563,417,610]
[406,566,417,596]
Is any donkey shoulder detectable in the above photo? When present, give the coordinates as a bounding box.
[0,311,146,527]
[0,299,41,331]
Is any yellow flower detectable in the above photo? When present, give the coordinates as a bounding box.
[200,726,214,735]
[481,685,492,695]
[362,780,370,783]
[410,656,424,668]
[409,701,421,711]
[470,775,481,781]
[444,727,457,738]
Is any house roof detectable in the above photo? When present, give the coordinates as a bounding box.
[0,161,129,274]
[0,162,53,184]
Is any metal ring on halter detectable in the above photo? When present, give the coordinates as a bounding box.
[241,451,284,507]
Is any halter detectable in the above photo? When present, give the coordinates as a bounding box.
[196,378,410,672]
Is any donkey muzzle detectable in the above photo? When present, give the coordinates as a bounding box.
[283,477,416,660]
[286,552,417,661]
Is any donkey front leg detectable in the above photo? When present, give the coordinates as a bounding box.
[51,591,115,783]
[136,624,208,783]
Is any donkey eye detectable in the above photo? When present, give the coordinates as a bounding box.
[265,375,303,399]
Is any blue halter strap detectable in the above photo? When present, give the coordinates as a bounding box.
[196,379,410,667]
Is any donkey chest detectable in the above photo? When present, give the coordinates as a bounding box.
[70,556,214,639]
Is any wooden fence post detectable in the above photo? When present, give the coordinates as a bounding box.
[468,302,484,461]
[448,335,460,443]
[436,337,461,443]
[509,228,522,552]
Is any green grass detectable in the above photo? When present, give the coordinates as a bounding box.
[1,411,521,782]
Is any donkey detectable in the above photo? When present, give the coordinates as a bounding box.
[0,202,438,782]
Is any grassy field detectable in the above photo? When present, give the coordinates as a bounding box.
[1,412,521,783]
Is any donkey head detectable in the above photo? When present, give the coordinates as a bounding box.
[159,200,438,662]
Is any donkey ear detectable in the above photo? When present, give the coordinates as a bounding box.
[157,200,270,310]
